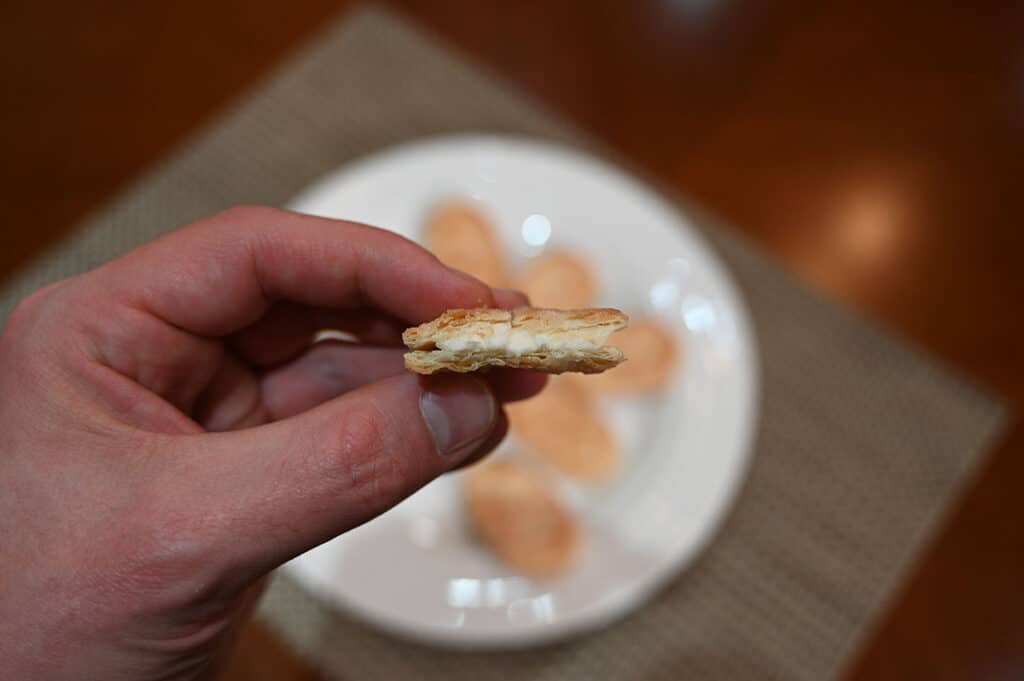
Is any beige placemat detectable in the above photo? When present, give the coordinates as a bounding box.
[0,6,1007,680]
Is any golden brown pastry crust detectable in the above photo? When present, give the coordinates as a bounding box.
[403,307,628,375]
[515,251,597,309]
[403,308,510,350]
[507,377,619,482]
[581,318,679,393]
[424,200,507,287]
[464,460,579,576]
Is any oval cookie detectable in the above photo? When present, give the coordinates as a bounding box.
[425,200,507,287]
[584,318,679,394]
[464,460,580,576]
[507,377,619,481]
[515,252,596,309]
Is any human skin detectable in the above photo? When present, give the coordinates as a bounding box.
[0,206,545,680]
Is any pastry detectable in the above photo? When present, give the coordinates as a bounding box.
[515,251,596,309]
[403,307,628,375]
[507,377,619,481]
[583,318,678,394]
[464,460,579,576]
[424,200,507,287]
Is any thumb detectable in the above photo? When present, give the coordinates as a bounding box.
[170,372,499,582]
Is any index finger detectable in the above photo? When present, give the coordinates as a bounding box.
[98,205,497,336]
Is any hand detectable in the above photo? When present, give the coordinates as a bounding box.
[0,206,544,680]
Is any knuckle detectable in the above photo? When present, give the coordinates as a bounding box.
[321,406,412,508]
[129,515,211,588]
[209,204,281,227]
[365,222,427,256]
[101,438,233,607]
[114,501,228,609]
[1,282,81,369]
[5,280,65,333]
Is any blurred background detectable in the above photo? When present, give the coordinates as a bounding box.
[2,1,1022,679]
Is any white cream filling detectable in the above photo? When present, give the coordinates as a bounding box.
[435,324,509,353]
[435,323,614,355]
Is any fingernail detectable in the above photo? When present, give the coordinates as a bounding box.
[419,375,497,459]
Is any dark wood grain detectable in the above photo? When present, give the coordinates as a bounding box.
[1,1,1020,679]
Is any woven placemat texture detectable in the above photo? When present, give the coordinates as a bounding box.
[0,6,1007,680]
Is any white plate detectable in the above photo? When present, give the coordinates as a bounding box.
[281,135,759,649]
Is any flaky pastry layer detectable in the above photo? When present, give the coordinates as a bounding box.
[403,307,628,375]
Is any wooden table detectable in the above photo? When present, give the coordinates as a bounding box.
[3,2,1021,678]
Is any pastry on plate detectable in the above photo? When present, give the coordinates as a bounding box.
[507,377,619,482]
[464,460,579,576]
[515,251,596,309]
[425,200,507,287]
[583,318,678,394]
